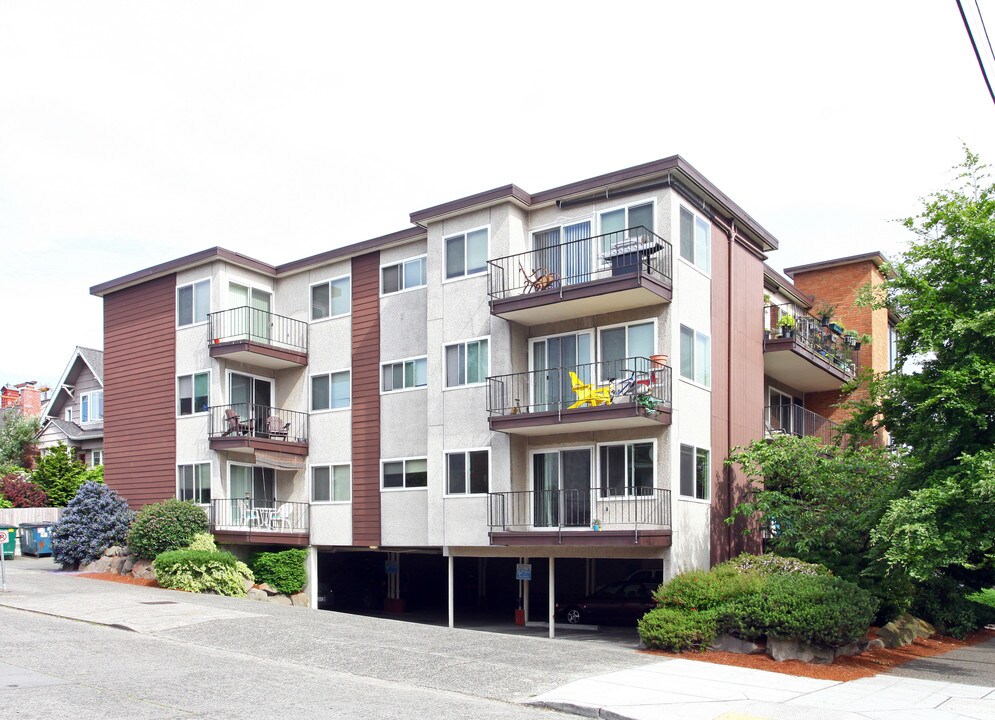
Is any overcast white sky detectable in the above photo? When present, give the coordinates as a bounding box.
[1,1,993,391]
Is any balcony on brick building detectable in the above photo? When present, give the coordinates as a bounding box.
[764,305,857,392]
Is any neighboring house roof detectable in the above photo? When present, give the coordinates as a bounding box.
[43,346,105,419]
[763,264,814,308]
[40,418,103,442]
[783,251,894,279]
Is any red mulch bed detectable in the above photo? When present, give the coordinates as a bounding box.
[77,572,160,588]
[643,628,995,681]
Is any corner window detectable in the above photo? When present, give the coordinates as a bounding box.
[81,391,104,423]
[178,373,209,416]
[446,450,489,495]
[311,276,351,320]
[679,444,709,500]
[91,449,103,467]
[382,256,427,294]
[312,371,351,411]
[679,325,711,387]
[445,339,489,387]
[382,357,427,392]
[382,458,428,489]
[178,463,211,504]
[599,441,654,497]
[312,465,351,502]
[445,228,488,279]
[178,279,210,326]
[679,207,711,273]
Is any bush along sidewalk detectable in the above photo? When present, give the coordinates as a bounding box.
[247,548,309,607]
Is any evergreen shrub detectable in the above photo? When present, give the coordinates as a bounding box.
[250,548,308,595]
[153,549,253,597]
[50,482,134,567]
[128,499,209,560]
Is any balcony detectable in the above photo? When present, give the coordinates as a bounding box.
[208,404,308,458]
[488,487,671,547]
[487,356,672,436]
[764,305,857,392]
[208,307,308,369]
[487,226,672,326]
[209,498,309,546]
[765,404,838,444]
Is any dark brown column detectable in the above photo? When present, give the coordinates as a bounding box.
[351,253,381,546]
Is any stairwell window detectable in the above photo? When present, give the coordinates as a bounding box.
[311,276,351,320]
[312,464,351,502]
[81,390,104,423]
[446,450,489,495]
[679,207,711,274]
[679,325,710,387]
[177,279,210,327]
[445,228,488,279]
[312,371,351,411]
[382,357,427,392]
[382,458,428,489]
[679,444,709,500]
[178,373,209,416]
[178,463,211,504]
[445,338,489,387]
[382,256,427,294]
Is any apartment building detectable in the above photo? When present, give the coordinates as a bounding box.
[90,156,860,629]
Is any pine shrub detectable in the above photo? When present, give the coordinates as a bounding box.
[653,566,761,611]
[153,549,253,597]
[50,482,134,567]
[250,548,308,595]
[128,499,209,560]
[31,443,89,507]
[638,607,719,651]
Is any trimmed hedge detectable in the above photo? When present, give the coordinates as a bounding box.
[51,482,134,567]
[638,607,718,652]
[153,549,253,597]
[653,566,761,611]
[128,499,209,560]
[250,548,307,595]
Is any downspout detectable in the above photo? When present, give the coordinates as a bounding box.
[726,220,736,558]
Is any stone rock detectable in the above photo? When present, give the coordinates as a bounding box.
[108,556,127,575]
[267,594,293,606]
[246,588,268,602]
[290,593,309,608]
[257,583,279,596]
[710,633,764,654]
[122,555,135,574]
[243,578,255,593]
[767,637,835,664]
[910,615,936,638]
[867,638,885,651]
[878,616,919,648]
[131,559,155,580]
[84,557,112,574]
[105,545,125,557]
[833,640,869,659]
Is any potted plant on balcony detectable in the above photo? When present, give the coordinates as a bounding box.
[828,320,846,336]
[591,518,602,531]
[777,314,796,338]
[814,302,837,327]
[636,392,660,416]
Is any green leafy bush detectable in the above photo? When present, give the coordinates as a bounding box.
[653,566,761,611]
[128,499,209,560]
[250,548,307,595]
[153,549,253,597]
[724,574,877,647]
[0,494,12,509]
[186,533,217,552]
[966,587,995,610]
[912,575,990,638]
[722,553,829,577]
[638,607,718,651]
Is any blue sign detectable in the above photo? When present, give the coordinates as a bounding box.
[385,561,399,575]
[516,563,532,581]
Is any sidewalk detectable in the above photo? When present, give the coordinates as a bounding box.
[2,557,994,720]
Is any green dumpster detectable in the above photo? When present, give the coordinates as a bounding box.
[0,526,16,559]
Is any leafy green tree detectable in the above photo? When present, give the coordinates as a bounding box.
[0,407,40,468]
[31,443,91,507]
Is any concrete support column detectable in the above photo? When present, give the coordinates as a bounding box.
[306,546,318,611]
[447,555,454,629]
[523,556,530,624]
[548,556,555,639]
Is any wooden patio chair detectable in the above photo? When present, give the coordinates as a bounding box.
[519,262,559,293]
[223,408,250,436]
[567,371,613,409]
[266,414,290,440]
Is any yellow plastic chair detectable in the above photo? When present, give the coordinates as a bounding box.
[567,371,613,409]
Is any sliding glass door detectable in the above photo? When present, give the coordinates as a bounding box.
[531,332,592,411]
[532,449,592,528]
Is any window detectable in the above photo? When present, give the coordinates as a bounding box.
[382,256,427,294]
[382,357,427,392]
[680,445,709,500]
[445,339,488,387]
[312,465,351,502]
[178,463,211,504]
[81,391,104,423]
[446,450,489,495]
[91,449,103,467]
[311,276,351,320]
[445,228,488,279]
[679,207,711,273]
[599,442,654,497]
[600,202,654,258]
[382,458,428,489]
[178,373,209,415]
[600,321,654,379]
[64,407,72,422]
[312,371,351,411]
[178,279,210,326]
[679,325,711,387]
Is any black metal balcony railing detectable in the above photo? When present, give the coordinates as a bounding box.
[209,498,309,533]
[765,404,839,444]
[208,404,309,443]
[765,304,857,376]
[488,487,671,531]
[487,226,673,301]
[487,356,672,417]
[208,306,308,354]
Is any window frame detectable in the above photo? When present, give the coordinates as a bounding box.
[444,448,490,497]
[177,371,210,417]
[443,226,489,281]
[311,463,352,504]
[597,199,656,264]
[177,278,211,328]
[64,407,72,422]
[443,336,490,389]
[679,443,710,501]
[90,449,103,467]
[177,462,212,505]
[381,356,428,394]
[381,457,429,491]
[380,255,428,296]
[80,390,104,424]
[678,205,712,275]
[309,274,352,322]
[596,439,657,498]
[310,370,352,412]
[679,324,711,388]
[597,319,658,375]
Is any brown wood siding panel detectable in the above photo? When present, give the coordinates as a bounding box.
[351,253,381,546]
[103,274,176,508]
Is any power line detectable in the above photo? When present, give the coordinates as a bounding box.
[956,0,995,106]
[974,0,995,64]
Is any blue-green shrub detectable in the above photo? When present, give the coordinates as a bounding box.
[51,482,134,567]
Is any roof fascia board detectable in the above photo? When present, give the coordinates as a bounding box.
[409,185,532,226]
[784,251,891,278]
[275,226,426,277]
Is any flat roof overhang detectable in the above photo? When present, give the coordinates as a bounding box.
[209,341,307,369]
[490,276,671,326]
[489,529,671,547]
[489,404,671,436]
[764,338,853,392]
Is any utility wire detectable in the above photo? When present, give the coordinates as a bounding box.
[956,0,995,106]
[974,0,995,64]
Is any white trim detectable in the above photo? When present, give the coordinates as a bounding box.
[379,254,428,297]
[227,279,274,311]
[309,462,352,504]
[43,347,104,419]
[380,355,428,394]
[595,318,658,365]
[380,456,429,491]
[176,461,212,504]
[442,336,490,390]
[442,447,491,497]
[442,225,490,283]
[308,274,352,322]
[225,369,275,412]
[527,445,594,493]
[678,324,711,389]
[79,389,105,424]
[176,370,212,418]
[309,368,352,413]
[594,438,658,497]
[678,442,711,501]
[678,204,712,277]
[176,277,212,329]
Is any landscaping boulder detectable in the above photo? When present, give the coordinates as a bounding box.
[257,582,279,596]
[246,588,268,602]
[290,593,309,608]
[878,614,921,648]
[268,594,293,606]
[767,637,835,664]
[710,633,764,654]
[131,559,155,580]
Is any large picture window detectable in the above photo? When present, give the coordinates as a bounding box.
[599,442,654,497]
[679,325,711,387]
[312,465,351,502]
[445,339,488,387]
[600,321,654,380]
[311,276,351,320]
[445,228,488,279]
[382,357,427,392]
[679,444,709,500]
[178,463,211,504]
[446,450,489,495]
[178,279,210,326]
[312,371,351,411]
[382,458,428,489]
